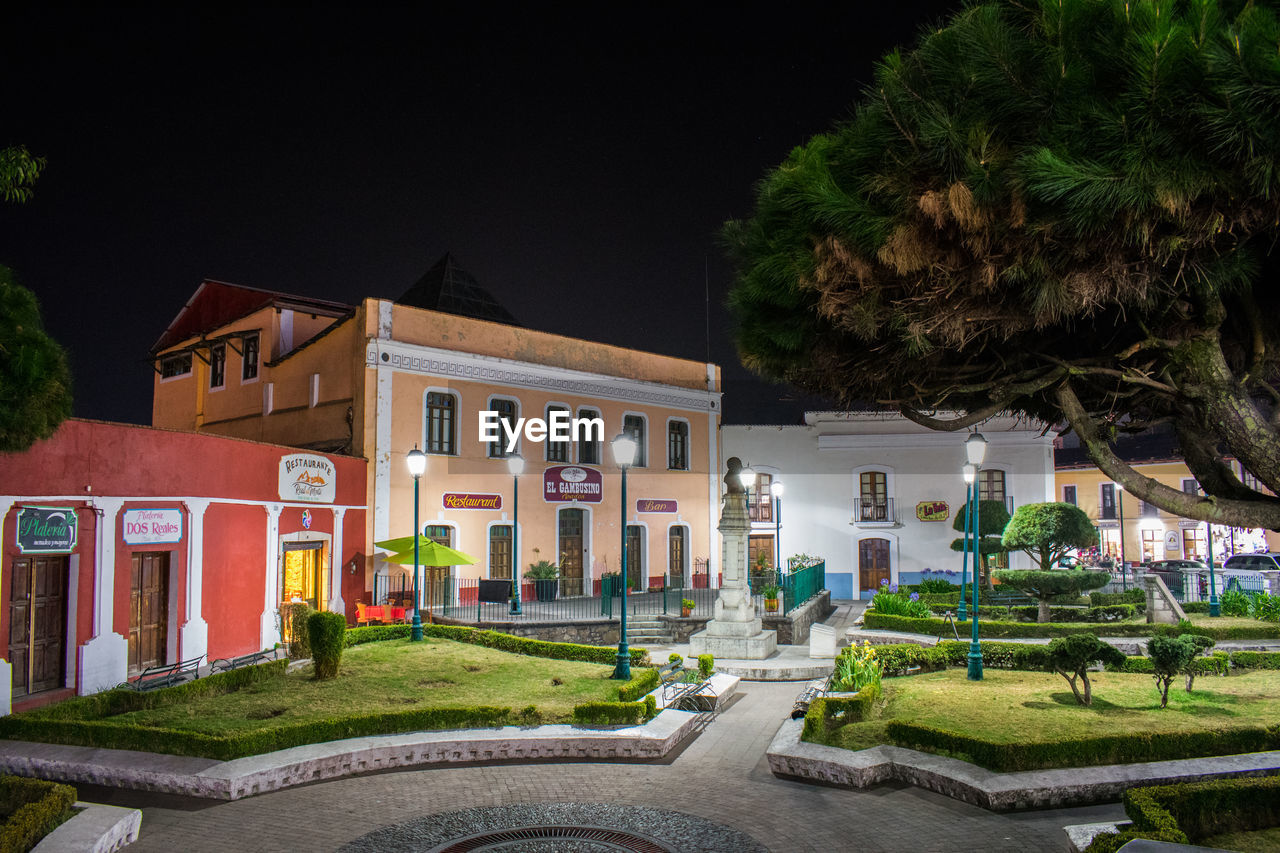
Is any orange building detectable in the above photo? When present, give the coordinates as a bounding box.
[150,258,723,614]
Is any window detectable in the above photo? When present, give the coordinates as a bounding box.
[1140,499,1160,518]
[748,534,775,572]
[748,472,773,522]
[1062,485,1077,506]
[1100,527,1120,558]
[1141,529,1160,562]
[546,405,570,463]
[858,471,889,522]
[623,415,647,467]
[1182,478,1199,495]
[577,408,601,464]
[1100,483,1117,520]
[667,420,689,470]
[426,392,457,455]
[977,469,1005,503]
[1182,527,1205,560]
[160,353,192,378]
[241,333,259,381]
[209,343,226,388]
[487,398,517,458]
[489,525,513,580]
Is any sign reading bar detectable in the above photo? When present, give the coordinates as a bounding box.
[443,493,503,511]
[636,499,677,514]
[543,466,603,503]
[16,506,78,554]
[123,508,183,545]
[278,453,337,503]
[915,500,950,522]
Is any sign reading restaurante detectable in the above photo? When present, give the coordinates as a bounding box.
[443,493,503,510]
[16,506,78,554]
[278,453,337,503]
[543,466,603,503]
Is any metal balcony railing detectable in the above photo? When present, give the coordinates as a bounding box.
[854,497,895,523]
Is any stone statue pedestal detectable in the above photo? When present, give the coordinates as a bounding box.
[690,486,777,660]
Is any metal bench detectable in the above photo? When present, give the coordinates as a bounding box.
[658,661,708,710]
[119,655,204,691]
[210,650,276,673]
[791,678,828,719]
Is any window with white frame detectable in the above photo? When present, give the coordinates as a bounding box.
[623,414,647,467]
[241,332,260,381]
[546,405,571,463]
[487,398,517,458]
[209,343,226,388]
[577,408,601,464]
[426,391,458,455]
[667,420,689,470]
[858,470,889,521]
[160,353,192,379]
[1062,485,1077,506]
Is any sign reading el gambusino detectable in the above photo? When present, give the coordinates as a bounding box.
[16,506,78,554]
[278,453,337,503]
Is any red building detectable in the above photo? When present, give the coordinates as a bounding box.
[1,419,365,713]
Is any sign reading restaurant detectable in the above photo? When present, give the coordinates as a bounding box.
[123,508,184,545]
[278,453,337,503]
[16,506,78,554]
[443,493,503,510]
[543,466,603,503]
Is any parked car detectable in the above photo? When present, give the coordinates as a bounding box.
[1146,560,1209,596]
[1223,553,1280,572]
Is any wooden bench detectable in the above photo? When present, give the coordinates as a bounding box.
[119,655,204,691]
[210,650,276,673]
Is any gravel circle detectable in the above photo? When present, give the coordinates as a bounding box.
[338,802,770,853]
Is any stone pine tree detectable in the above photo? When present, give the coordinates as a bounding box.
[724,0,1280,530]
[948,499,1010,591]
[0,147,72,452]
[1001,503,1098,572]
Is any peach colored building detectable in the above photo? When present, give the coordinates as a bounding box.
[150,262,722,613]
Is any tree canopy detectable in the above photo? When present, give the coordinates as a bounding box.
[1002,502,1098,570]
[949,498,1010,587]
[724,0,1280,529]
[994,568,1111,621]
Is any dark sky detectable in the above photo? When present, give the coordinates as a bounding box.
[2,3,962,426]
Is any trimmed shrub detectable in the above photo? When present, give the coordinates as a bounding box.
[886,720,1280,772]
[0,775,77,853]
[993,569,1110,622]
[1006,605,1135,623]
[308,611,347,679]
[1043,634,1127,705]
[871,589,933,618]
[697,654,714,679]
[1181,601,1211,613]
[343,623,650,667]
[1086,777,1280,851]
[1229,650,1280,670]
[617,668,659,702]
[572,695,657,726]
[282,602,315,659]
[858,643,949,676]
[1219,588,1252,617]
[862,611,1279,640]
[1090,588,1145,607]
[916,578,958,594]
[802,684,880,741]
[1149,635,1215,707]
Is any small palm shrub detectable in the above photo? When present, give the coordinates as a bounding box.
[1250,592,1280,622]
[1218,589,1250,617]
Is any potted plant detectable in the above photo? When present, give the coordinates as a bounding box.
[524,559,559,602]
[681,598,695,618]
[762,584,781,613]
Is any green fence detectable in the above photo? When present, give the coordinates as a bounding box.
[781,561,825,615]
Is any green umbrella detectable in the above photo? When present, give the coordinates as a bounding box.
[378,539,477,567]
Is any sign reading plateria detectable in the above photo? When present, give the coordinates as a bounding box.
[16,506,78,554]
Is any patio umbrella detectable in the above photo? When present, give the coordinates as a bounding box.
[375,538,478,624]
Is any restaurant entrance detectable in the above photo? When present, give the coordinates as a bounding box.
[281,541,328,611]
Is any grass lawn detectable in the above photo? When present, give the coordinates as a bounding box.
[822,669,1280,760]
[1183,613,1279,630]
[109,638,622,735]
[1202,826,1280,852]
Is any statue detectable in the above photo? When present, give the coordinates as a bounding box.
[724,457,746,495]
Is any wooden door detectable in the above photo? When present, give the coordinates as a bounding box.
[129,552,169,672]
[8,556,68,697]
[858,538,891,594]
[558,509,584,596]
[668,527,687,587]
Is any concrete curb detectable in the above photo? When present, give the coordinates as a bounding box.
[32,801,141,853]
[764,718,1280,810]
[0,710,699,802]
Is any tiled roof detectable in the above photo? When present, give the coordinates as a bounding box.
[396,254,520,326]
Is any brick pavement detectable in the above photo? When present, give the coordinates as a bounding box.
[89,678,1123,853]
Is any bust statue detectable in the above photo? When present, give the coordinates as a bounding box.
[724,457,746,494]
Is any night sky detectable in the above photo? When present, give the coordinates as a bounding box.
[2,3,962,426]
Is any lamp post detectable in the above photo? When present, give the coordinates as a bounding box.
[740,466,756,591]
[1116,484,1127,590]
[1207,523,1220,617]
[507,453,524,615]
[965,432,987,681]
[771,480,784,579]
[611,431,638,680]
[406,446,427,642]
[959,463,976,622]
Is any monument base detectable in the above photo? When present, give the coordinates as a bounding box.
[689,626,778,660]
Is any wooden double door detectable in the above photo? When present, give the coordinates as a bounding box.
[8,555,68,698]
[859,538,891,594]
[129,552,169,673]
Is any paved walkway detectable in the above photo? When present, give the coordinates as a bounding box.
[82,677,1123,853]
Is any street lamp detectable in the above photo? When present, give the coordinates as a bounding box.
[507,453,525,615]
[406,446,427,642]
[1206,522,1220,617]
[611,431,638,680]
[964,432,987,681]
[1116,484,1127,590]
[771,480,784,578]
[959,463,976,622]
[739,466,756,591]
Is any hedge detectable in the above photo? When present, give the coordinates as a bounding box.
[802,685,880,741]
[885,720,1280,772]
[344,623,650,667]
[572,695,657,726]
[1090,589,1145,607]
[617,668,659,702]
[862,611,1280,640]
[1110,652,1229,676]
[1088,777,1280,851]
[0,775,77,853]
[1229,650,1280,670]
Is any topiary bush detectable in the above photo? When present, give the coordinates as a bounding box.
[1043,634,1126,705]
[307,611,347,679]
[697,654,714,679]
[282,602,315,659]
[0,776,77,853]
[992,569,1111,622]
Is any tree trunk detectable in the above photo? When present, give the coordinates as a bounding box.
[1081,671,1092,706]
[1038,598,1051,623]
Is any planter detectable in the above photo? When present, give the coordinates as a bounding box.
[533,579,558,602]
[681,606,693,618]
[764,598,779,613]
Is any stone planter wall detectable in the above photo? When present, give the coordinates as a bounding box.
[762,590,835,645]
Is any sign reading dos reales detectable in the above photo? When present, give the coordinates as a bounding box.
[278,453,337,503]
[17,506,78,554]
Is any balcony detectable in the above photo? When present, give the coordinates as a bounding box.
[853,497,896,525]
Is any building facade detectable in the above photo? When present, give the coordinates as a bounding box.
[150,275,722,605]
[722,413,1056,599]
[0,419,365,713]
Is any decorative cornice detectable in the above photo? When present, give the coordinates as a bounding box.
[367,340,721,413]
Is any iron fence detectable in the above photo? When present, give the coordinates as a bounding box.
[781,561,825,615]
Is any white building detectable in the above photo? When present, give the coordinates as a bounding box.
[723,412,1056,599]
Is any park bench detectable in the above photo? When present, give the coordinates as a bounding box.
[791,678,828,719]
[210,649,276,673]
[658,660,708,710]
[119,654,204,691]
